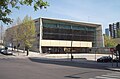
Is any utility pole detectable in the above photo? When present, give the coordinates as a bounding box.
[70,25,73,61]
[0,23,3,45]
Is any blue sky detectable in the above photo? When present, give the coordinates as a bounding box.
[7,0,120,33]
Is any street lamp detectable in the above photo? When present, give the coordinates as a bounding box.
[70,41,73,61]
[70,25,73,61]
[95,47,98,61]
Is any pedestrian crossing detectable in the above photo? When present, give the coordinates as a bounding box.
[89,72,120,79]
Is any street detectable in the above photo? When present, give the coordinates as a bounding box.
[0,54,119,79]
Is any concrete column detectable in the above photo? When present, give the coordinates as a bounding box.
[39,18,43,53]
[96,25,103,47]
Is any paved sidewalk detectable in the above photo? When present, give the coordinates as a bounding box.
[10,51,45,59]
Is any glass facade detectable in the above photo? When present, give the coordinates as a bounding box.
[42,19,96,42]
[41,19,97,53]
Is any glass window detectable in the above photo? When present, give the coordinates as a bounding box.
[59,24,71,29]
[43,23,57,28]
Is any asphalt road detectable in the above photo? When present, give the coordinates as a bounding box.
[0,54,118,79]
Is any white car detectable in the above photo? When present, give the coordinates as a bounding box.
[2,50,13,55]
[0,49,4,53]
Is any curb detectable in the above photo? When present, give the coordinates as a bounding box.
[107,68,120,72]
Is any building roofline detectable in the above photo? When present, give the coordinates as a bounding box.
[40,17,101,27]
[7,17,102,31]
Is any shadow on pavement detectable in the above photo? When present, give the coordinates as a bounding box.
[28,57,120,71]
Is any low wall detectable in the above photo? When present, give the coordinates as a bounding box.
[45,53,114,61]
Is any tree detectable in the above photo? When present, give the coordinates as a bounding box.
[15,17,21,51]
[19,15,36,56]
[12,26,20,51]
[0,0,49,24]
[6,18,21,51]
[104,34,117,47]
[5,27,14,50]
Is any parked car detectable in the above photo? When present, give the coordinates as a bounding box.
[1,49,13,55]
[97,56,112,62]
[0,48,4,53]
[113,57,120,62]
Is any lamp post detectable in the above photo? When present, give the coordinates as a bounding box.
[94,47,98,61]
[0,23,3,45]
[70,25,73,61]
[70,40,73,61]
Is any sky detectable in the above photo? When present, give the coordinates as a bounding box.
[5,0,120,33]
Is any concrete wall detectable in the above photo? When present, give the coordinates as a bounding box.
[96,25,103,47]
[45,53,114,61]
[41,40,92,47]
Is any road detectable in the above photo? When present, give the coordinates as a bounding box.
[0,54,119,79]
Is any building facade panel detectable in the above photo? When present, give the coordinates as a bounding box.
[109,22,120,38]
[41,40,92,47]
[40,18,103,53]
[105,28,109,36]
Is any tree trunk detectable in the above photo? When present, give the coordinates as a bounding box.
[12,43,13,51]
[26,49,29,56]
[17,43,20,52]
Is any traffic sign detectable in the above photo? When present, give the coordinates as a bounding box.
[110,48,114,52]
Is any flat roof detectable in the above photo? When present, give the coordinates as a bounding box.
[41,17,101,27]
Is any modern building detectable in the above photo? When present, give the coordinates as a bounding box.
[105,28,109,36]
[4,18,103,54]
[109,22,120,38]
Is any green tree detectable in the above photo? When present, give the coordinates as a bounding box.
[0,0,49,24]
[15,17,21,51]
[19,15,36,56]
[104,34,117,47]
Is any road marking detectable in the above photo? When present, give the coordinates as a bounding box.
[89,72,120,79]
[96,76,117,79]
[102,75,120,78]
